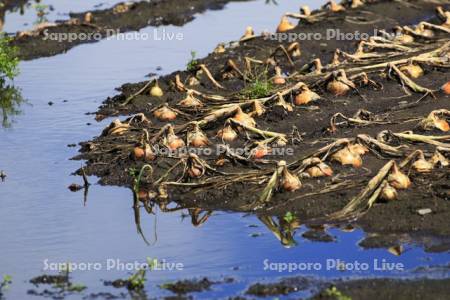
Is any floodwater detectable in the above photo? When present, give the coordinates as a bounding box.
[0,0,449,299]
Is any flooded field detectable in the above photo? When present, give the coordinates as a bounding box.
[0,0,449,299]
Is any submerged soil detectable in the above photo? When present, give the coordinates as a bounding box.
[76,0,450,252]
[10,0,251,60]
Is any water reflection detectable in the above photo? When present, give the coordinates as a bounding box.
[1,0,41,31]
[0,83,26,128]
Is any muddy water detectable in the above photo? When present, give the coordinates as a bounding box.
[0,1,449,299]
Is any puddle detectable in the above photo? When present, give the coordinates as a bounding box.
[1,0,449,299]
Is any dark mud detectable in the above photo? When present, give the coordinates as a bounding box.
[10,0,251,60]
[76,0,450,253]
[310,278,450,300]
[160,278,217,294]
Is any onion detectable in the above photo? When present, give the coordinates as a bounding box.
[188,166,203,178]
[217,125,238,142]
[400,63,424,79]
[178,91,203,108]
[388,164,411,190]
[328,0,345,12]
[287,42,301,58]
[187,125,209,148]
[380,183,398,201]
[351,0,364,8]
[154,105,177,121]
[300,6,311,16]
[431,150,449,167]
[276,16,295,33]
[165,127,185,150]
[327,79,350,96]
[412,158,434,173]
[214,43,226,54]
[84,12,93,23]
[306,162,333,178]
[431,115,449,132]
[294,85,320,105]
[273,66,286,85]
[150,81,164,97]
[241,26,254,40]
[331,146,362,168]
[442,81,450,95]
[281,167,302,192]
[132,143,155,161]
[251,145,270,159]
[233,107,256,127]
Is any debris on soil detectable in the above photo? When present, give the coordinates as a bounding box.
[75,0,450,251]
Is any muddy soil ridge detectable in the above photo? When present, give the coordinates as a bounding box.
[10,0,252,60]
[76,0,450,252]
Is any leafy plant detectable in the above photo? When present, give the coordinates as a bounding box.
[186,51,198,72]
[0,35,20,83]
[241,67,273,99]
[0,275,12,298]
[283,211,295,223]
[324,286,352,300]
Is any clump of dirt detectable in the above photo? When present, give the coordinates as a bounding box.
[160,277,215,294]
[10,0,251,60]
[246,277,316,297]
[75,0,450,252]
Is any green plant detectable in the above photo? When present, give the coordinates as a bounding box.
[0,275,12,296]
[186,51,198,72]
[0,35,19,83]
[283,211,295,223]
[53,263,86,293]
[130,165,154,196]
[127,269,146,290]
[241,68,273,99]
[241,77,273,99]
[324,286,352,300]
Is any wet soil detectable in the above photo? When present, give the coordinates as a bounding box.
[76,0,450,253]
[310,278,450,300]
[9,0,251,60]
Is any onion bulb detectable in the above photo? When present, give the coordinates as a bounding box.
[273,66,286,85]
[442,81,450,95]
[331,146,362,168]
[241,26,254,40]
[306,162,333,178]
[281,167,302,192]
[132,143,155,161]
[187,125,209,148]
[380,183,398,201]
[165,127,185,150]
[233,107,256,127]
[217,124,238,142]
[150,81,164,97]
[388,163,411,190]
[154,105,177,121]
[294,85,320,105]
[328,0,345,12]
[251,145,270,159]
[178,91,203,108]
[400,63,424,79]
[277,16,295,33]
